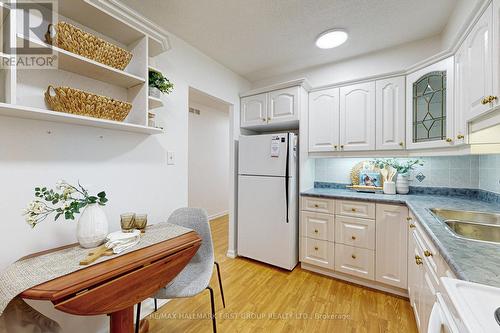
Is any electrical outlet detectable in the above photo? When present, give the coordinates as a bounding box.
[167,151,175,165]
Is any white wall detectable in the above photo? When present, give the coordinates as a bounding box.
[188,102,230,218]
[251,35,442,89]
[0,28,249,333]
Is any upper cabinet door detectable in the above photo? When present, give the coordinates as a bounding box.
[464,3,493,121]
[493,0,500,110]
[241,93,267,128]
[339,82,375,151]
[308,88,340,152]
[375,77,406,150]
[268,87,299,124]
[406,57,454,149]
[454,42,468,144]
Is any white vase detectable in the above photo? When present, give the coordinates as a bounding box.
[77,204,108,248]
[396,174,410,194]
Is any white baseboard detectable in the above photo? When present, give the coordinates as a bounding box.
[209,211,228,220]
[226,249,237,258]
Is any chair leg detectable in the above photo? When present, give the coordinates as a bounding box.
[214,261,226,308]
[135,302,141,333]
[207,286,217,333]
[154,298,158,312]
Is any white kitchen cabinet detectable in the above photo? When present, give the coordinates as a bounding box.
[406,57,455,149]
[268,87,299,124]
[301,237,335,270]
[464,3,494,121]
[339,82,376,151]
[454,41,468,145]
[241,87,301,130]
[375,77,406,150]
[241,93,268,128]
[407,227,422,331]
[334,244,375,280]
[375,204,408,289]
[493,0,500,111]
[308,88,340,152]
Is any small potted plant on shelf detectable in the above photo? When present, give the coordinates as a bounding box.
[149,69,174,98]
[23,180,109,248]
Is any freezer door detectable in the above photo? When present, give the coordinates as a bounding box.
[237,175,296,270]
[239,133,293,177]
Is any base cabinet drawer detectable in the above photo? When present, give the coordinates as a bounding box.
[300,238,334,269]
[334,244,375,280]
[335,216,375,250]
[335,200,375,219]
[301,196,334,214]
[300,211,334,241]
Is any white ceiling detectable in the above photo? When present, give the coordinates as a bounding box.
[122,0,458,82]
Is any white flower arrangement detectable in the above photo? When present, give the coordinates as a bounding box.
[23,180,108,228]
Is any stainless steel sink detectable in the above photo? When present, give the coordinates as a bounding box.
[430,208,500,244]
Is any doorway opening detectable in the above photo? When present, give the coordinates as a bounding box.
[188,87,231,222]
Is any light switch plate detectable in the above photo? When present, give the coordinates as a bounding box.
[167,151,175,165]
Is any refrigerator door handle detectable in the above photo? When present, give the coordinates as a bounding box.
[285,133,289,223]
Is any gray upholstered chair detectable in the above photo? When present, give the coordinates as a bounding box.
[135,208,225,333]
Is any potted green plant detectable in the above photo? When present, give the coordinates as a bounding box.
[23,180,109,248]
[149,70,174,98]
[372,158,423,194]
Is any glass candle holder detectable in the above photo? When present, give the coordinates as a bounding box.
[120,213,136,232]
[134,214,148,233]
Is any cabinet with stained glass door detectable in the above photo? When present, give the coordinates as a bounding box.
[405,57,455,149]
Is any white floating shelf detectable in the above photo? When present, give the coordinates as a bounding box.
[0,103,163,134]
[148,65,161,73]
[18,35,145,88]
[148,96,163,109]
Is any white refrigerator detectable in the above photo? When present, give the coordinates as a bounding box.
[237,133,298,270]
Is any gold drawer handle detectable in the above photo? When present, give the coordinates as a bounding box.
[314,246,319,251]
[399,141,404,147]
[262,118,266,122]
[482,95,498,104]
[445,138,453,143]
[416,258,423,265]
[457,134,464,140]
[409,224,416,229]
[333,145,338,149]
[351,254,356,259]
[424,250,433,257]
[314,204,319,208]
[314,229,319,234]
[406,216,412,221]
[351,236,356,240]
[340,145,344,149]
[267,117,271,121]
[351,208,356,212]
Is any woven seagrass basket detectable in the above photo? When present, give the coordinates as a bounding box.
[45,22,133,70]
[45,85,132,122]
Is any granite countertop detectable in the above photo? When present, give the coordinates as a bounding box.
[301,187,500,288]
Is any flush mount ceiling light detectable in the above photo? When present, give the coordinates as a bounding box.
[315,29,348,49]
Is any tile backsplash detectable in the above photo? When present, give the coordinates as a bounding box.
[315,154,500,193]
[479,154,500,194]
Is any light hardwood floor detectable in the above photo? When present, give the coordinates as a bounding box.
[147,215,418,333]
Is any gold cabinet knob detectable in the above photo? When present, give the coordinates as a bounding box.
[351,235,356,240]
[262,118,266,122]
[314,229,319,234]
[267,117,271,121]
[481,97,489,105]
[351,254,357,259]
[446,138,453,143]
[416,258,423,265]
[351,208,356,212]
[399,141,404,147]
[406,217,412,221]
[314,246,319,251]
[340,145,344,149]
[333,145,338,150]
[484,95,499,103]
[424,250,433,257]
[457,134,465,140]
[314,204,319,208]
[409,223,416,229]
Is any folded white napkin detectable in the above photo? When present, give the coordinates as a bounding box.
[105,230,141,254]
